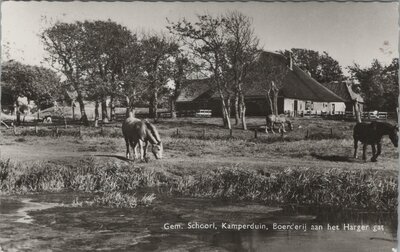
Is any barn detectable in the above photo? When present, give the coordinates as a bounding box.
[176,51,346,117]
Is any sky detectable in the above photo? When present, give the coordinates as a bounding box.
[1,1,398,75]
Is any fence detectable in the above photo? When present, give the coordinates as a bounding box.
[362,111,390,119]
[172,125,344,142]
[284,110,395,120]
[6,124,124,138]
[177,109,212,118]
[7,122,343,143]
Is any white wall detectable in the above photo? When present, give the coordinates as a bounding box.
[328,102,346,114]
[283,98,346,115]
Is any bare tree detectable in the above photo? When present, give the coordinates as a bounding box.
[169,48,201,119]
[169,14,233,129]
[224,11,260,130]
[252,52,289,131]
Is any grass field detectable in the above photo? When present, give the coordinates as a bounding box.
[0,116,398,210]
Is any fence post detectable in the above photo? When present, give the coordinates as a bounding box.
[35,125,38,135]
[176,128,179,136]
[229,129,233,138]
[306,129,309,139]
[330,128,333,137]
[281,129,284,140]
[56,127,59,137]
[202,129,205,138]
[254,129,258,139]
[13,124,16,136]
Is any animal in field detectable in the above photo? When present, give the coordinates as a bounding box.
[265,114,293,134]
[43,116,52,124]
[122,117,163,162]
[353,121,398,162]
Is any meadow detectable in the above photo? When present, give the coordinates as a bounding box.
[0,116,398,211]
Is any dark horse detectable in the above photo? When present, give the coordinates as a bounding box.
[353,121,398,162]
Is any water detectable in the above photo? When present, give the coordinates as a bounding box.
[0,193,396,251]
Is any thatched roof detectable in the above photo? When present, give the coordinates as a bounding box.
[322,81,364,103]
[176,78,212,102]
[279,65,344,102]
[177,51,345,103]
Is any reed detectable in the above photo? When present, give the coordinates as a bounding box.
[170,167,397,211]
[0,158,396,211]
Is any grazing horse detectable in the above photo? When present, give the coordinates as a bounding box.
[353,121,398,162]
[122,117,163,161]
[266,114,293,134]
[43,116,52,124]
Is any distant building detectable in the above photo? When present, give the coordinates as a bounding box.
[176,51,345,117]
[1,84,14,113]
[322,81,364,115]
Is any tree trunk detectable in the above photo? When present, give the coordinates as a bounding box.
[101,99,109,123]
[354,101,361,123]
[226,98,231,120]
[265,92,274,132]
[223,107,231,129]
[266,91,274,115]
[76,96,89,126]
[94,101,99,127]
[15,101,21,125]
[170,98,177,119]
[0,83,1,135]
[72,103,75,121]
[16,110,21,125]
[220,99,231,129]
[109,96,114,121]
[234,92,240,125]
[240,93,247,130]
[221,100,227,127]
[125,96,135,118]
[149,92,158,119]
[273,90,279,116]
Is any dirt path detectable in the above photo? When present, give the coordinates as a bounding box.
[1,136,396,172]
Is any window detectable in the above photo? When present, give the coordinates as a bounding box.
[305,101,314,110]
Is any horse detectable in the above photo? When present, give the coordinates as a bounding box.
[266,114,293,134]
[43,116,52,124]
[353,121,398,162]
[122,116,163,162]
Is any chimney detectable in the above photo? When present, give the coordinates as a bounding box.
[288,52,293,70]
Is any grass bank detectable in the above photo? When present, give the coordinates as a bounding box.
[173,166,397,211]
[0,158,396,211]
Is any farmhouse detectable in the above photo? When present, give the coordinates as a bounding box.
[322,81,364,115]
[176,51,346,117]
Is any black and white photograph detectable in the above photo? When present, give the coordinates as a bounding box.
[0,1,398,251]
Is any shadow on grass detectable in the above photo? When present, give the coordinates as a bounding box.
[94,154,133,162]
[310,153,355,162]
